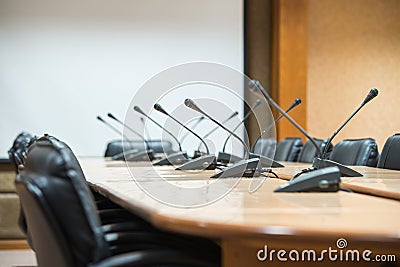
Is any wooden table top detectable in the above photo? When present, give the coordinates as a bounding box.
[80,157,400,247]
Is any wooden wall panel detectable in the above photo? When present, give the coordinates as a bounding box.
[307,0,400,149]
[271,0,308,141]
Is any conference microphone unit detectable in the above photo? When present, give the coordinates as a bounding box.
[252,80,378,178]
[249,98,302,168]
[311,88,379,176]
[193,111,238,158]
[184,99,261,178]
[134,106,188,166]
[107,113,155,162]
[217,99,261,164]
[153,103,216,170]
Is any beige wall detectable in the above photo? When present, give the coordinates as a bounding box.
[307,0,400,149]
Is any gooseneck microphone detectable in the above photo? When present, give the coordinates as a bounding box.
[221,99,261,152]
[321,88,379,159]
[217,100,262,164]
[134,106,182,152]
[200,111,239,143]
[153,104,210,155]
[185,99,250,159]
[134,106,189,166]
[180,116,205,144]
[246,98,302,169]
[192,111,238,159]
[185,99,261,178]
[251,98,302,153]
[97,115,130,140]
[308,88,379,177]
[250,81,323,159]
[107,113,154,161]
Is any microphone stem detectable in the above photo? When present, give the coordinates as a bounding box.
[191,108,250,160]
[322,102,365,158]
[143,116,183,152]
[197,111,238,151]
[222,107,257,152]
[180,116,204,143]
[168,115,210,155]
[250,114,285,152]
[256,84,323,159]
[114,120,151,151]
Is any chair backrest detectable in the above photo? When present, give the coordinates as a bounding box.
[252,138,276,159]
[329,138,379,166]
[297,138,333,163]
[275,137,303,162]
[377,133,400,170]
[104,139,173,157]
[17,134,109,267]
[8,132,36,173]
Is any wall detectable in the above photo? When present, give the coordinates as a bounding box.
[307,0,400,149]
[0,0,244,157]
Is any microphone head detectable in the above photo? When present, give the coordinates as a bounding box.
[96,115,105,122]
[133,106,146,116]
[107,113,118,121]
[184,98,203,113]
[153,103,168,115]
[294,98,302,106]
[363,88,379,104]
[227,111,239,120]
[254,99,262,107]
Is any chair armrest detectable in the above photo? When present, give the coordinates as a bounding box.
[101,221,154,234]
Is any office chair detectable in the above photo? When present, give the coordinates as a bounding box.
[377,133,400,170]
[16,173,219,267]
[252,138,276,159]
[16,134,148,249]
[274,137,303,162]
[16,134,220,266]
[8,132,36,173]
[297,138,333,163]
[329,138,379,167]
[104,139,173,157]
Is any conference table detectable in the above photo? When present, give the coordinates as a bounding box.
[80,157,400,267]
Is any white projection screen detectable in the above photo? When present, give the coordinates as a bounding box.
[0,0,244,157]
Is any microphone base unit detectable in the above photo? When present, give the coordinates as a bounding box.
[153,151,189,166]
[211,158,261,178]
[274,166,341,192]
[249,153,284,168]
[111,148,139,161]
[175,155,217,170]
[312,158,363,177]
[192,150,207,159]
[217,151,243,164]
[124,150,155,162]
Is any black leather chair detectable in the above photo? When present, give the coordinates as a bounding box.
[297,138,333,163]
[377,133,400,170]
[104,139,173,157]
[252,138,276,159]
[329,138,379,167]
[16,134,220,266]
[274,137,303,162]
[16,173,219,267]
[8,132,36,173]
